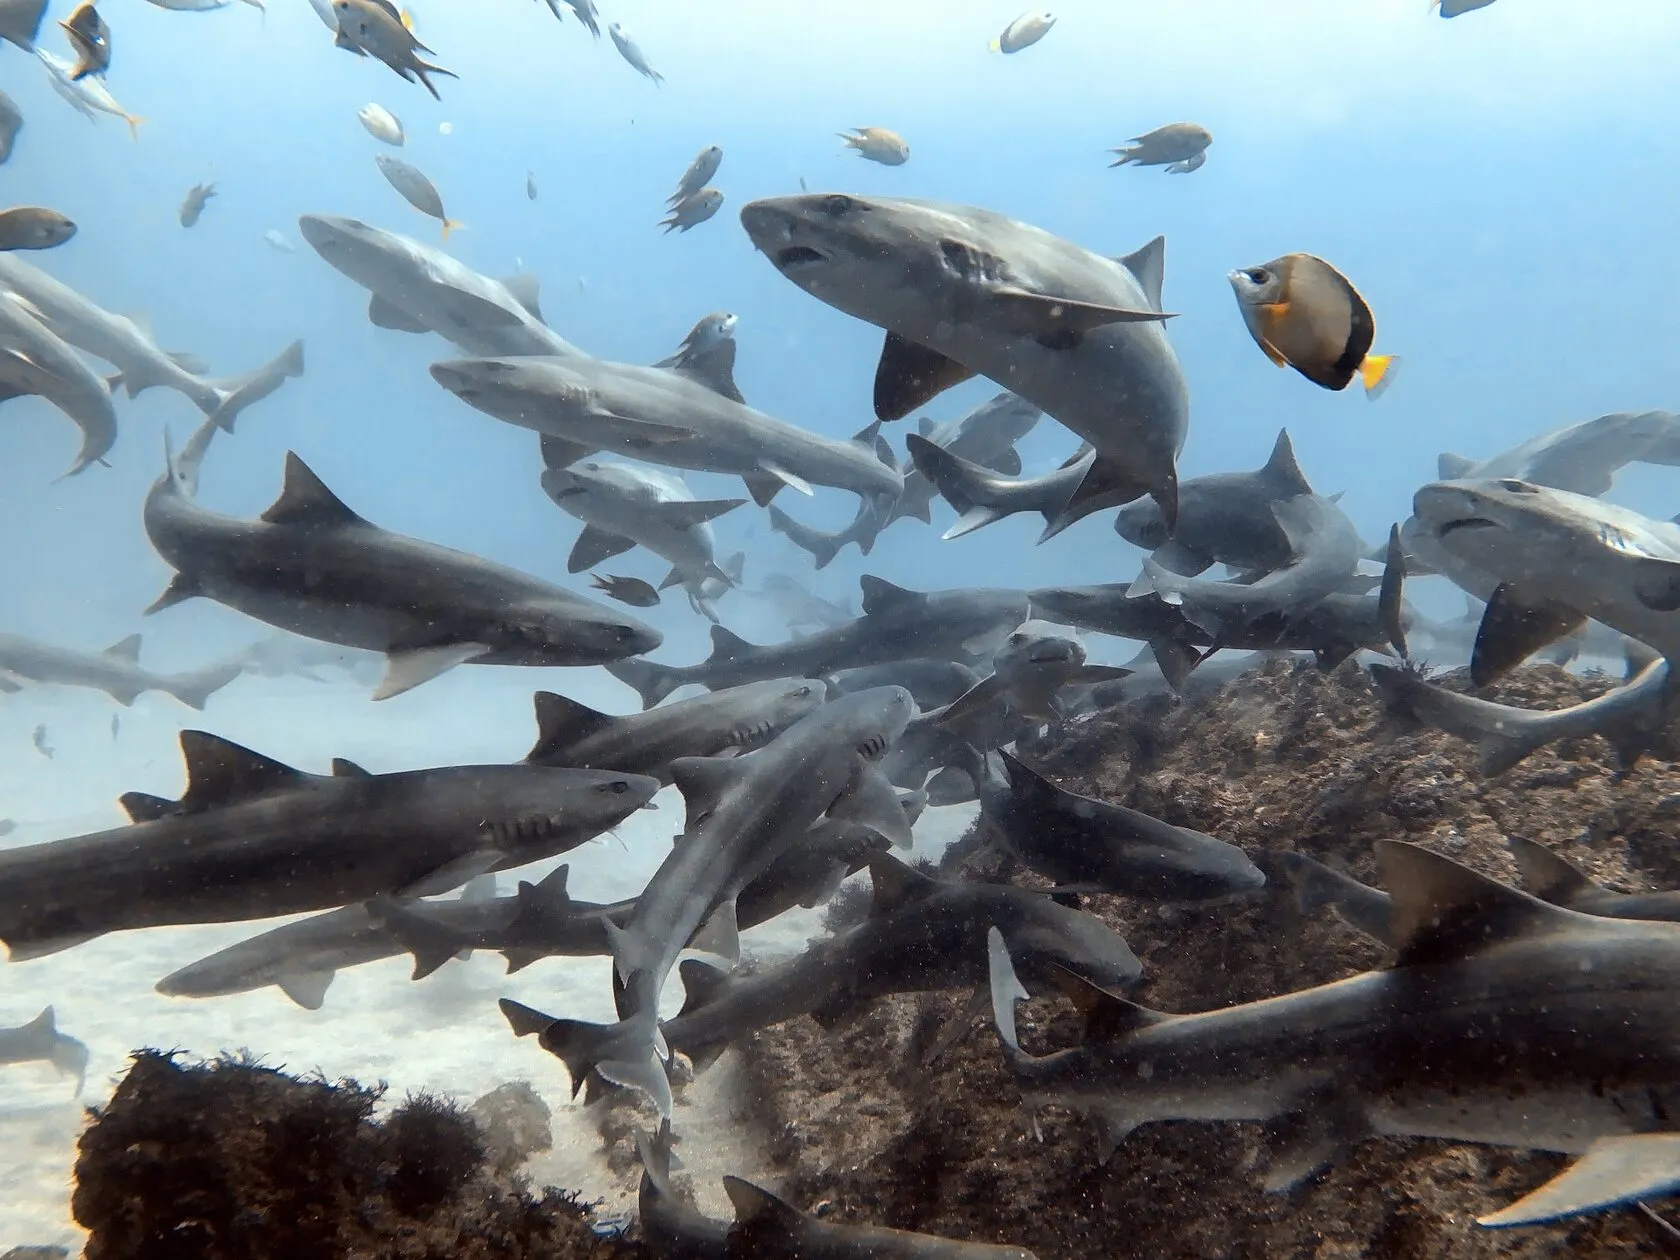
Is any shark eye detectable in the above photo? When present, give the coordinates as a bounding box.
[792,684,815,697]
[821,194,855,217]
[612,625,638,642]
[1497,479,1537,493]
[600,780,631,795]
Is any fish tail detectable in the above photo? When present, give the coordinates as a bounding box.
[399,6,415,30]
[988,36,1002,51]
[124,113,145,141]
[1362,353,1400,399]
[440,217,464,241]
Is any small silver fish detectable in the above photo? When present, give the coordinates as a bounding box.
[608,21,662,84]
[263,228,294,253]
[991,11,1055,53]
[356,101,404,145]
[668,145,721,207]
[660,188,723,234]
[373,152,461,239]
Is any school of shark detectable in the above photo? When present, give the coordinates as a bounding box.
[3,0,1679,1253]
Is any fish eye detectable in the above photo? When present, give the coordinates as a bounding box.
[821,194,855,217]
[1243,268,1269,284]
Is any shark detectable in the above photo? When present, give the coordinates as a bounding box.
[991,840,1680,1199]
[0,729,658,961]
[607,575,1028,709]
[0,631,242,708]
[740,193,1188,533]
[825,659,984,710]
[500,686,915,1117]
[521,678,827,783]
[936,620,1133,727]
[891,390,1043,527]
[979,751,1266,901]
[0,288,118,476]
[1437,410,1680,498]
[0,1006,87,1095]
[143,446,661,699]
[0,253,303,433]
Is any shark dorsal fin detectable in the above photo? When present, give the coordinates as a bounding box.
[997,749,1063,799]
[917,415,936,437]
[1115,234,1166,311]
[706,624,757,664]
[528,690,617,761]
[120,790,178,824]
[866,852,939,917]
[1437,452,1475,479]
[459,872,499,902]
[526,863,570,903]
[1044,960,1167,1042]
[330,757,371,777]
[1260,428,1312,496]
[851,418,883,447]
[500,273,544,323]
[662,316,745,403]
[722,1177,809,1239]
[676,957,728,1018]
[103,633,143,661]
[1377,839,1587,968]
[261,454,367,529]
[178,730,311,809]
[670,755,747,833]
[859,574,920,616]
[1506,836,1599,904]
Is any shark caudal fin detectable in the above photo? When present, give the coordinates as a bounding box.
[500,999,673,1117]
[166,659,246,710]
[205,339,305,432]
[604,657,684,710]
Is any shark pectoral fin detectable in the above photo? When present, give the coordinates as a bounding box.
[594,410,696,448]
[832,766,916,849]
[567,524,636,573]
[757,460,813,496]
[936,675,1004,728]
[1379,522,1409,658]
[373,642,488,700]
[277,969,335,1010]
[680,897,740,971]
[986,287,1178,343]
[145,571,203,616]
[1479,1134,1680,1228]
[1145,537,1213,578]
[987,925,1031,1053]
[1632,557,1680,612]
[985,447,1023,476]
[366,897,469,980]
[670,754,748,833]
[540,434,593,471]
[500,273,544,322]
[595,1051,675,1119]
[1063,665,1135,690]
[874,331,976,422]
[919,987,990,1067]
[657,565,686,592]
[1471,583,1586,687]
[1261,1094,1367,1192]
[498,997,559,1039]
[392,848,506,901]
[366,294,430,333]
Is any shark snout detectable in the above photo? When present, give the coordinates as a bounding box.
[297,214,364,253]
[739,198,831,271]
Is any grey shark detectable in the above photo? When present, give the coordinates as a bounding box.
[606,575,1028,708]
[654,852,1142,1072]
[937,620,1132,726]
[540,457,744,616]
[522,678,826,782]
[768,492,889,570]
[739,193,1188,532]
[891,391,1043,526]
[298,213,581,357]
[0,729,658,960]
[0,253,303,432]
[906,435,1102,541]
[1369,648,1670,776]
[0,288,118,475]
[499,686,915,1117]
[980,751,1265,901]
[1437,410,1680,497]
[1128,493,1362,641]
[0,1006,87,1094]
[0,631,242,708]
[143,446,660,699]
[991,840,1680,1195]
[431,347,904,509]
[751,572,855,633]
[1115,428,1314,576]
[825,659,983,710]
[1412,477,1680,681]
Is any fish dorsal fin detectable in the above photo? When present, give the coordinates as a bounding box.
[330,757,371,777]
[722,1177,809,1239]
[670,755,746,832]
[1506,836,1598,904]
[499,273,544,322]
[667,324,744,404]
[858,574,921,616]
[120,790,178,824]
[866,852,939,917]
[706,624,757,664]
[367,293,430,333]
[528,690,616,759]
[874,331,976,421]
[103,633,142,661]
[1044,961,1167,1043]
[1116,234,1166,311]
[1261,429,1312,496]
[178,729,310,809]
[1437,452,1476,479]
[260,453,367,529]
[1376,839,1586,968]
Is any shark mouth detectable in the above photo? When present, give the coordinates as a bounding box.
[1028,647,1076,665]
[775,245,827,270]
[1436,517,1499,539]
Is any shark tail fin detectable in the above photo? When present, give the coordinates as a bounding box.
[205,339,306,432]
[604,657,682,710]
[167,659,245,710]
[532,1011,673,1116]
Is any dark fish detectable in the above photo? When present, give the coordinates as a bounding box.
[590,573,660,607]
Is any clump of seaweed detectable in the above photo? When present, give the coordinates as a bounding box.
[72,1049,638,1260]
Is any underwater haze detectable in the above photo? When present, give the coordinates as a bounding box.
[6,0,1680,1253]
